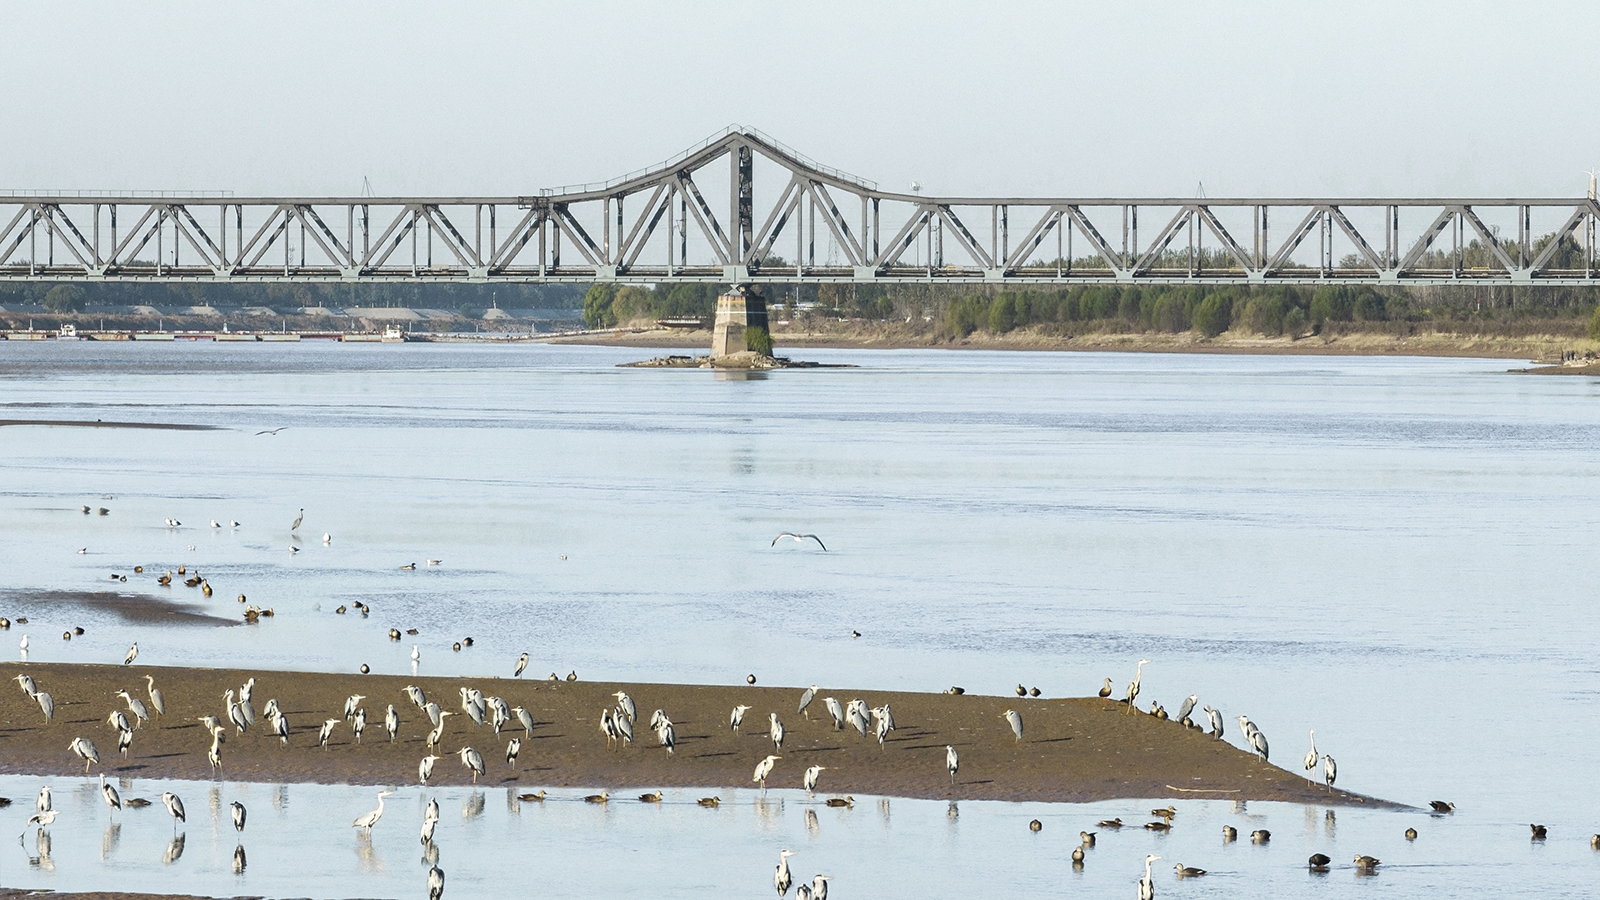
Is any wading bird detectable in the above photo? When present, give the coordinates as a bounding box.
[352,790,394,831]
[770,713,785,750]
[810,875,832,900]
[804,765,825,794]
[823,696,845,730]
[15,673,37,698]
[344,694,366,721]
[291,509,304,531]
[754,755,781,790]
[1175,695,1198,724]
[1323,754,1337,791]
[506,737,520,768]
[458,746,485,783]
[161,792,185,833]
[771,532,827,551]
[231,801,246,834]
[353,708,367,743]
[1138,854,1160,900]
[319,719,339,749]
[514,706,534,735]
[419,754,440,785]
[659,721,676,754]
[36,691,53,724]
[144,674,164,716]
[1002,709,1023,742]
[70,736,99,772]
[776,849,795,897]
[427,864,445,900]
[946,745,959,784]
[514,653,528,678]
[731,704,751,732]
[123,643,138,666]
[614,691,636,723]
[98,773,121,817]
[1203,705,1223,738]
[1304,730,1318,775]
[36,785,51,814]
[1125,659,1150,713]
[385,704,399,741]
[798,685,818,718]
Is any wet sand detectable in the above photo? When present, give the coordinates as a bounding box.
[0,662,1395,809]
[0,420,217,430]
[0,589,239,627]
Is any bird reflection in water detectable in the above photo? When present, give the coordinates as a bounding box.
[210,784,223,817]
[421,841,441,867]
[273,784,288,813]
[232,843,247,874]
[461,791,485,820]
[947,801,959,820]
[804,808,819,834]
[101,822,121,860]
[879,798,891,827]
[506,787,519,814]
[754,796,780,825]
[1325,809,1337,837]
[164,833,186,865]
[29,829,54,871]
[356,829,384,873]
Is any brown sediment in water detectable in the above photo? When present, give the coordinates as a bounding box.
[0,663,1399,808]
[0,590,238,627]
[0,420,217,430]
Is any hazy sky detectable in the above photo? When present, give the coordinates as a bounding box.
[5,2,1599,199]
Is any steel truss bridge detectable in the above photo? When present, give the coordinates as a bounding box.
[4,125,1599,288]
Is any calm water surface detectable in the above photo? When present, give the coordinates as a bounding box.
[1,341,1598,898]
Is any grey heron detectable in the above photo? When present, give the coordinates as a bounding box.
[514,653,529,678]
[1175,695,1198,724]
[770,713,785,750]
[427,864,445,900]
[798,685,818,718]
[424,702,443,728]
[352,707,366,743]
[98,773,121,816]
[107,709,131,734]
[405,684,427,709]
[117,728,132,757]
[385,704,399,742]
[776,849,795,897]
[823,697,845,730]
[771,532,827,551]
[659,721,676,754]
[25,808,58,831]
[613,691,636,723]
[730,704,751,732]
[318,718,339,749]
[208,729,223,772]
[1323,754,1337,791]
[15,673,36,698]
[506,737,521,768]
[420,814,436,845]
[231,800,246,833]
[352,790,394,831]
[1303,730,1318,774]
[810,875,831,900]
[69,733,99,768]
[144,675,164,716]
[1138,854,1159,900]
[1002,709,1023,742]
[513,706,534,735]
[123,643,138,666]
[1203,705,1223,738]
[36,785,51,814]
[1247,726,1269,761]
[753,754,781,789]
[291,508,303,531]
[344,694,366,721]
[458,746,485,782]
[426,714,452,749]
[1124,659,1150,713]
[424,796,440,826]
[36,691,53,723]
[803,765,825,793]
[161,792,186,833]
[613,708,634,746]
[946,745,959,784]
[419,754,440,785]
[796,887,811,900]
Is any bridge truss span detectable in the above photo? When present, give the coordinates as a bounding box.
[3,126,1599,287]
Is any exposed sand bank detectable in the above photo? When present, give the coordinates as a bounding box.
[0,663,1395,808]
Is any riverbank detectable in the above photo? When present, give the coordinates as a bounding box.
[0,662,1393,808]
[560,324,1587,361]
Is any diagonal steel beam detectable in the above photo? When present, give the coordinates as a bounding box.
[1132,207,1194,273]
[1395,208,1457,272]
[875,204,933,268]
[1193,206,1255,273]
[807,182,864,265]
[1323,206,1386,272]
[1264,208,1326,273]
[1063,206,1125,272]
[937,206,995,269]
[491,206,543,269]
[1002,206,1063,270]
[674,173,731,263]
[617,183,669,268]
[1526,205,1588,273]
[1458,206,1521,273]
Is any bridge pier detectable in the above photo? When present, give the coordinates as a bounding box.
[711,285,770,358]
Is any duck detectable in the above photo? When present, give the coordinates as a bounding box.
[1308,853,1331,870]
[1071,846,1085,864]
[1173,864,1206,877]
[1405,827,1418,841]
[638,791,663,803]
[1222,825,1238,842]
[825,797,855,808]
[1151,806,1176,819]
[1530,824,1548,839]
[697,797,721,808]
[1097,818,1123,829]
[1079,831,1096,847]
[1143,820,1171,832]
[516,791,547,803]
[1429,800,1455,813]
[1353,855,1380,869]
[1251,829,1271,843]
[583,792,609,804]
[1028,819,1042,832]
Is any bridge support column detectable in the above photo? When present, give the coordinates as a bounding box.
[711,285,770,357]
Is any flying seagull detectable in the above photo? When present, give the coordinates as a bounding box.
[255,428,286,436]
[772,533,827,551]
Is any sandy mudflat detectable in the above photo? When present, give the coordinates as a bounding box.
[0,662,1394,810]
[0,420,217,430]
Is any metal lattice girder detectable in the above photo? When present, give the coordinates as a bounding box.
[4,126,1600,285]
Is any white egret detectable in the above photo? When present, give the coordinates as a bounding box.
[803,765,825,794]
[798,685,818,718]
[144,674,165,716]
[776,849,795,897]
[98,773,122,816]
[161,792,186,833]
[946,745,959,784]
[458,746,485,783]
[731,704,751,732]
[753,754,781,789]
[770,713,785,750]
[419,754,440,785]
[231,801,246,834]
[1000,708,1025,742]
[352,790,394,831]
[514,652,528,678]
[71,733,100,768]
[506,737,521,769]
[123,643,138,666]
[385,704,399,742]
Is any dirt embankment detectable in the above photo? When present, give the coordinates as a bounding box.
[0,662,1395,808]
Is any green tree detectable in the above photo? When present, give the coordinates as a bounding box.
[43,284,82,313]
[1352,287,1386,321]
[1282,306,1309,338]
[1193,293,1232,337]
[1238,294,1286,336]
[989,294,1016,333]
[743,325,774,356]
[1588,305,1600,341]
[582,284,617,328]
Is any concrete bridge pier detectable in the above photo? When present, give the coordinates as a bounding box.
[711,285,770,357]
